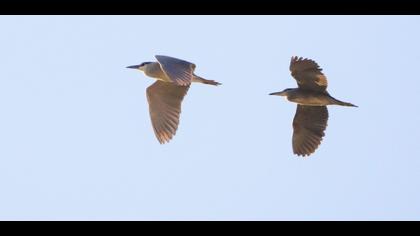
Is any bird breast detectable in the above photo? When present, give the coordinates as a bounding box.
[144,62,171,82]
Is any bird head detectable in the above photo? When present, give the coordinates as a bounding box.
[126,62,152,71]
[269,88,294,96]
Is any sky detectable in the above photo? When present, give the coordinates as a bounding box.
[0,16,419,220]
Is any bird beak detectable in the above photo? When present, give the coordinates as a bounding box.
[269,91,286,96]
[126,65,140,69]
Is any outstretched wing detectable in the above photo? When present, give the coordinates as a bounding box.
[292,105,328,157]
[146,80,190,144]
[155,55,196,86]
[289,56,328,92]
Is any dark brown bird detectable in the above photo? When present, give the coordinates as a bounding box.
[270,56,357,157]
[127,55,221,144]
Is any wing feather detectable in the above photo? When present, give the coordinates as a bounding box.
[290,56,328,92]
[292,105,329,156]
[146,80,190,144]
[155,55,195,86]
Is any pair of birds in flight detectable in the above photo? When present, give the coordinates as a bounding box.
[127,55,357,157]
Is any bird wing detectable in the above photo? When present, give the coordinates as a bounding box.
[146,80,190,144]
[292,105,328,156]
[155,55,196,86]
[289,56,328,92]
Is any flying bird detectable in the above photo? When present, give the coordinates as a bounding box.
[127,55,221,144]
[269,56,357,157]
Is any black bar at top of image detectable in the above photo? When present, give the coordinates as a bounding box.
[0,0,419,15]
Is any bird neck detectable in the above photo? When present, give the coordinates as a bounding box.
[144,63,165,78]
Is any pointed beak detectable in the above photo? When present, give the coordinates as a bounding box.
[126,65,140,69]
[269,91,285,96]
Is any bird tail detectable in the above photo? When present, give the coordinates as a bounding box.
[193,75,221,86]
[333,99,358,107]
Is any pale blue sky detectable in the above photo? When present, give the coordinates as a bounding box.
[0,16,419,220]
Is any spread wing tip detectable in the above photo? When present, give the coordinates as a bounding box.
[294,150,315,157]
[155,132,174,144]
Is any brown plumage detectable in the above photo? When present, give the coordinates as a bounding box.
[292,105,328,156]
[290,56,328,92]
[270,56,357,157]
[146,81,190,144]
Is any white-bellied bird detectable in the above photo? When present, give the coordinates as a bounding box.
[127,55,221,144]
